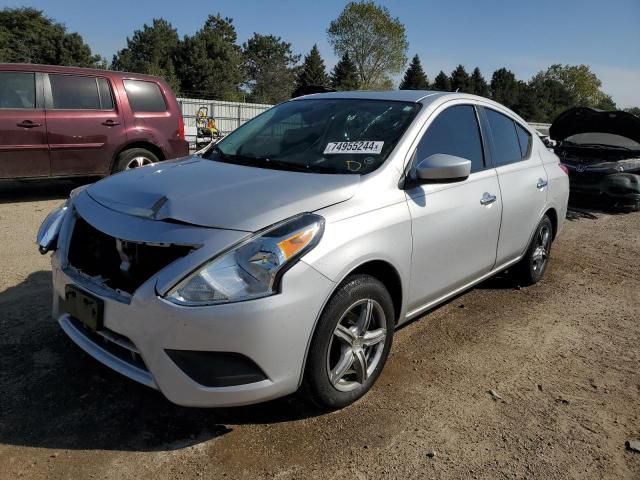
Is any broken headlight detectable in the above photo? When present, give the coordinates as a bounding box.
[166,213,324,306]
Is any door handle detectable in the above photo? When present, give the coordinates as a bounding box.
[480,192,497,205]
[537,178,548,189]
[102,120,120,126]
[17,120,42,128]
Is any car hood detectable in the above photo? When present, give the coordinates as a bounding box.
[550,107,640,143]
[87,157,360,231]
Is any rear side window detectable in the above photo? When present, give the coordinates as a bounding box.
[415,105,485,173]
[485,108,522,166]
[123,80,167,112]
[49,74,101,110]
[97,78,114,110]
[0,72,36,109]
[515,123,531,158]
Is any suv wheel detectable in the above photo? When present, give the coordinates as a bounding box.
[303,274,394,409]
[515,215,553,286]
[113,148,159,173]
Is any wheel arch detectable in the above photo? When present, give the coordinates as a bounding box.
[544,207,558,240]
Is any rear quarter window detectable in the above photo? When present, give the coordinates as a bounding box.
[515,123,532,158]
[123,80,167,112]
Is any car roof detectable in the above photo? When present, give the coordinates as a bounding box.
[291,89,447,103]
[0,63,163,82]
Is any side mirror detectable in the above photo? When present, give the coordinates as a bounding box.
[415,153,472,182]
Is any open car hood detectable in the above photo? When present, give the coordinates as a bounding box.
[86,156,360,231]
[550,107,640,144]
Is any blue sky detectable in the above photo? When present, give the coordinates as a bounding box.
[4,0,640,106]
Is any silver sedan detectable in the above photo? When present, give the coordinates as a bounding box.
[38,90,569,409]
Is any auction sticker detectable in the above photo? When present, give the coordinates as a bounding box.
[323,141,384,155]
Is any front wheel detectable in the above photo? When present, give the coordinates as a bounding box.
[302,274,395,409]
[515,215,553,286]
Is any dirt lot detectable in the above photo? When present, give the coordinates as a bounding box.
[0,180,639,479]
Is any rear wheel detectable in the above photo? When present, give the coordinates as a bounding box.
[515,215,553,286]
[303,274,394,409]
[113,148,159,173]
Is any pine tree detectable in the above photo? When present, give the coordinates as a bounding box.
[469,67,489,97]
[450,64,471,92]
[330,53,360,91]
[432,70,451,91]
[296,44,329,88]
[399,54,429,90]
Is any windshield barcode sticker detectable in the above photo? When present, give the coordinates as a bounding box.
[324,141,384,155]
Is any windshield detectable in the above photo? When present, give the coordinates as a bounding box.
[203,99,420,174]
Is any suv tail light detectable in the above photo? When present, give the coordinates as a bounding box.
[559,163,569,175]
[177,114,185,141]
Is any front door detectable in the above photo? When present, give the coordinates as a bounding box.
[45,73,125,176]
[405,104,502,313]
[0,71,49,178]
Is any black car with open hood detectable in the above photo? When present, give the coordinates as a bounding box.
[551,107,640,210]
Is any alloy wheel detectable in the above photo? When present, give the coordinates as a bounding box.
[531,224,551,273]
[125,156,154,169]
[326,298,387,392]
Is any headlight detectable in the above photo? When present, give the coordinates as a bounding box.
[36,203,68,254]
[36,184,88,254]
[166,213,325,306]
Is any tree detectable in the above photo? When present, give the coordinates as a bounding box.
[176,14,244,101]
[330,53,360,91]
[296,44,329,89]
[490,68,520,108]
[469,67,489,97]
[112,19,181,92]
[243,33,300,104]
[537,64,615,109]
[449,64,471,93]
[399,54,429,90]
[432,70,451,91]
[327,1,407,89]
[0,7,103,67]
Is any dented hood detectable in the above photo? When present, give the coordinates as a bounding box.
[550,107,640,143]
[87,157,360,231]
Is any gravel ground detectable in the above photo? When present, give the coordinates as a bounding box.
[0,180,639,479]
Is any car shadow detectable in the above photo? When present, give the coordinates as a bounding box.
[0,178,97,204]
[0,270,322,453]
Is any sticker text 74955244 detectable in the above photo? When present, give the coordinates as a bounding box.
[323,141,384,155]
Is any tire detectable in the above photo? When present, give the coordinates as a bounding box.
[302,274,395,409]
[514,215,553,286]
[112,148,159,173]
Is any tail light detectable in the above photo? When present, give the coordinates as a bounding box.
[177,114,185,141]
[559,163,569,175]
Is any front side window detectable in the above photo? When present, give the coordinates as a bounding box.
[485,108,524,166]
[123,80,167,112]
[415,105,485,173]
[204,99,420,174]
[49,74,101,110]
[0,72,36,109]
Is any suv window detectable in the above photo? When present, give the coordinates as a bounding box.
[123,80,166,112]
[49,74,101,110]
[415,105,484,173]
[515,122,531,158]
[0,72,36,109]
[97,78,114,110]
[485,108,524,166]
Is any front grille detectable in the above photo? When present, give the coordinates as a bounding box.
[68,316,148,371]
[68,216,194,294]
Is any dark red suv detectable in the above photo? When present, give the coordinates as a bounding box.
[0,64,188,179]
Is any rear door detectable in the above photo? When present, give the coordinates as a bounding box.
[405,103,502,312]
[480,107,548,265]
[0,71,49,178]
[45,73,125,176]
